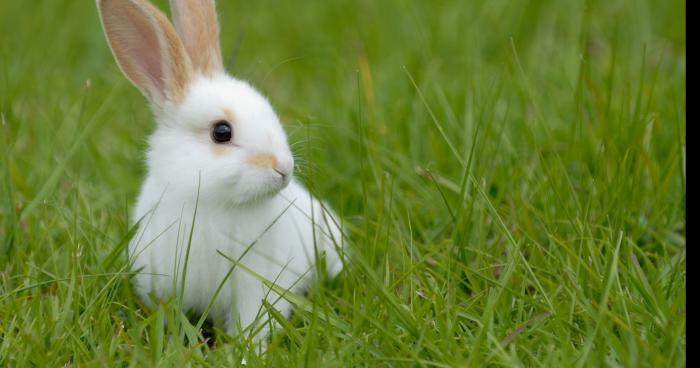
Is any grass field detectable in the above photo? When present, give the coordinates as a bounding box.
[0,0,686,366]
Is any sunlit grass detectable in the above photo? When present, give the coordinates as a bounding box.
[0,0,685,366]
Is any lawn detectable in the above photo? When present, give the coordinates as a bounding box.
[0,0,685,366]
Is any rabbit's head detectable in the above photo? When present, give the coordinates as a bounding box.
[98,0,294,205]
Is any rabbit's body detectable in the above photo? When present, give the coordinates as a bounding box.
[132,176,341,332]
[96,0,343,343]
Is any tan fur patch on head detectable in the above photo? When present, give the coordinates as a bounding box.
[223,108,236,124]
[210,144,227,157]
[248,154,278,169]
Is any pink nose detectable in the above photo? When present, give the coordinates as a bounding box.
[274,158,294,178]
[248,154,293,177]
[248,153,277,168]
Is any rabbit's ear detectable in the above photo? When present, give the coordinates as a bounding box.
[169,0,223,76]
[97,0,193,109]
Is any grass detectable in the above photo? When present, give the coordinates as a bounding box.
[0,0,685,366]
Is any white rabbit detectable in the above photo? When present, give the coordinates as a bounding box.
[96,0,343,345]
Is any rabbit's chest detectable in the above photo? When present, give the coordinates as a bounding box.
[129,200,307,306]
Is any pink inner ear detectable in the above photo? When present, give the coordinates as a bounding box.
[102,0,165,102]
[170,0,222,76]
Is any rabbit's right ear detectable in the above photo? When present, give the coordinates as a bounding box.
[169,0,224,76]
[97,0,193,109]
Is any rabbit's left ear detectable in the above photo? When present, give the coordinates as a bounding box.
[169,0,223,76]
[98,0,193,109]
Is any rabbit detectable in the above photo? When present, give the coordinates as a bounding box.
[96,0,344,346]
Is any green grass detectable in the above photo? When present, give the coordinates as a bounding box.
[0,0,685,366]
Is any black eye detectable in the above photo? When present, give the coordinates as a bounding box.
[211,121,233,143]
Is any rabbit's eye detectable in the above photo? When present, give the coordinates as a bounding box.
[211,121,233,143]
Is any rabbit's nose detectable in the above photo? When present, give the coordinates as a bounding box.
[248,153,293,178]
[273,167,289,178]
[248,153,278,169]
[274,158,294,178]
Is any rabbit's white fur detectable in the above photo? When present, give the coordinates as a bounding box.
[131,75,343,337]
[96,0,343,343]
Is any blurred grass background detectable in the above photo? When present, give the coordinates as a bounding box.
[0,0,685,366]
